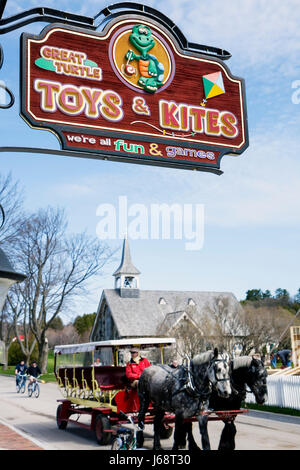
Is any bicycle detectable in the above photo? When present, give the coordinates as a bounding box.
[16,373,27,394]
[27,376,41,398]
[111,412,144,450]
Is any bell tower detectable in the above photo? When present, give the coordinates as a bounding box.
[113,237,140,298]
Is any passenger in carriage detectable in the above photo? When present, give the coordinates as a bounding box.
[126,347,151,389]
[93,357,102,366]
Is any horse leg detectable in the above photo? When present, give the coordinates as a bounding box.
[198,414,210,450]
[228,421,237,450]
[185,421,201,451]
[218,421,236,450]
[138,392,150,430]
[153,409,165,450]
[172,415,186,450]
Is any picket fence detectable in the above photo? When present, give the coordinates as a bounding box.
[246,375,300,410]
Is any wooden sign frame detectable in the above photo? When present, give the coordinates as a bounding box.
[20,10,249,174]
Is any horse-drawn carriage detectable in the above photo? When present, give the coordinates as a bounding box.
[53,337,263,449]
[54,337,178,445]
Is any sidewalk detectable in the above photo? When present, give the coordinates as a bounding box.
[0,422,43,450]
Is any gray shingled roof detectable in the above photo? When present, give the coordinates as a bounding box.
[113,238,141,276]
[0,247,26,281]
[100,289,243,338]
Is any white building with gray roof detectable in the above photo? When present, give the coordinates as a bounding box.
[90,238,245,343]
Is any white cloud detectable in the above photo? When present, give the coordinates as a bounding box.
[168,128,300,228]
[4,1,299,80]
[157,0,300,75]
[53,182,94,198]
[49,125,300,231]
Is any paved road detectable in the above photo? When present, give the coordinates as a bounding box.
[0,375,300,450]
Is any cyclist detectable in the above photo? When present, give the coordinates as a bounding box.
[15,359,27,387]
[27,361,42,387]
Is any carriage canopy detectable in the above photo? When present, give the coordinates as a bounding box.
[54,337,176,355]
[54,337,176,369]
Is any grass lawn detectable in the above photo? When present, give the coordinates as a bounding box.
[0,350,57,383]
[245,403,300,417]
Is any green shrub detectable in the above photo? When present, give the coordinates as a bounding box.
[8,341,38,366]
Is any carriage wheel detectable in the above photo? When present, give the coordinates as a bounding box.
[111,437,123,450]
[160,424,173,440]
[95,415,112,445]
[56,404,68,430]
[34,383,40,398]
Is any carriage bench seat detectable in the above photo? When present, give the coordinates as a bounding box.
[100,384,120,390]
[94,366,127,391]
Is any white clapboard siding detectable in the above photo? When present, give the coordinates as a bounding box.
[246,375,300,410]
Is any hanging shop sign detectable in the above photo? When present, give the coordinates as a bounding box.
[20,14,248,173]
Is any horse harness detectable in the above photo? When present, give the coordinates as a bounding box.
[170,356,230,401]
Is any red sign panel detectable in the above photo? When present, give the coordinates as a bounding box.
[21,16,248,173]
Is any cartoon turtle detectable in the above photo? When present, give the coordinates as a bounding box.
[125,24,164,93]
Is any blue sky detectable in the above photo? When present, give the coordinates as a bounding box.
[1,0,300,320]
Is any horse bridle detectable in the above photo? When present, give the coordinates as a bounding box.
[179,356,230,398]
[230,361,267,396]
[245,371,267,396]
[211,358,231,384]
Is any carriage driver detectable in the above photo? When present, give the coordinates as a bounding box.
[125,347,151,389]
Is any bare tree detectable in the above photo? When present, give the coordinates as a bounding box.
[0,298,15,368]
[172,318,208,359]
[3,288,37,365]
[157,305,215,360]
[201,296,246,354]
[207,298,297,356]
[241,304,297,355]
[0,172,24,249]
[47,324,81,349]
[0,172,25,367]
[7,206,114,372]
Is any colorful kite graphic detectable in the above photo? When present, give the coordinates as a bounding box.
[201,71,225,106]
